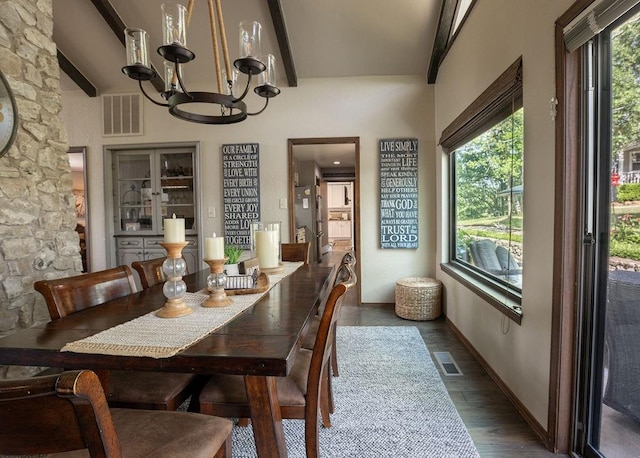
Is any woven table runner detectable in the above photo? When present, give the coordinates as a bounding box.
[61,262,303,359]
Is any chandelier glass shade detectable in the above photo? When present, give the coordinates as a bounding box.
[122,0,280,125]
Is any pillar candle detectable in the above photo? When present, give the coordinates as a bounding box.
[164,214,185,243]
[255,229,279,268]
[205,232,224,259]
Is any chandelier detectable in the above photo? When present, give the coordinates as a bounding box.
[122,0,280,124]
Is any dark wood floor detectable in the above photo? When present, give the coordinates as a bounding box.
[334,274,562,457]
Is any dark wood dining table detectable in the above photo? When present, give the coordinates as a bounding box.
[0,263,335,458]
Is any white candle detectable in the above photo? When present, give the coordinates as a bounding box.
[205,232,224,259]
[255,229,279,268]
[164,214,185,243]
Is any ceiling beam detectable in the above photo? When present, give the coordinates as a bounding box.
[427,0,458,84]
[89,0,165,93]
[267,0,297,87]
[57,50,97,97]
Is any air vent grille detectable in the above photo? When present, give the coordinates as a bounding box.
[433,351,463,376]
[102,94,142,136]
[322,168,355,181]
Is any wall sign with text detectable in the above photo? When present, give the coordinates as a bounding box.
[223,143,260,249]
[379,138,418,249]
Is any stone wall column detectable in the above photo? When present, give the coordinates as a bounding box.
[0,0,81,378]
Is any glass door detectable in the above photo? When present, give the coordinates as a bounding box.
[159,149,196,233]
[575,6,640,457]
[115,151,154,233]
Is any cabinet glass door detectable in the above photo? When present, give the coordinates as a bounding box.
[159,151,196,233]
[116,152,154,233]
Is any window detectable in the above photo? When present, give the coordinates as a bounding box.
[440,57,523,321]
[632,151,640,171]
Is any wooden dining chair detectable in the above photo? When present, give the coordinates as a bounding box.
[0,369,232,458]
[329,251,356,376]
[132,256,192,290]
[303,252,358,377]
[338,250,357,269]
[281,242,311,265]
[299,262,357,416]
[34,266,202,411]
[198,272,355,458]
[132,256,167,289]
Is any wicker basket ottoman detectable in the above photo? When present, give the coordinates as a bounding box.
[395,277,442,321]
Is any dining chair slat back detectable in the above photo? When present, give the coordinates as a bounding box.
[34,265,201,411]
[282,242,311,265]
[302,260,358,380]
[339,251,357,269]
[0,370,233,457]
[34,265,137,320]
[132,256,167,289]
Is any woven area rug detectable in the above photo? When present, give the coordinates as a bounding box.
[230,326,479,457]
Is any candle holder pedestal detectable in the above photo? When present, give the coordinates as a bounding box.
[260,264,284,274]
[157,242,192,318]
[203,258,233,307]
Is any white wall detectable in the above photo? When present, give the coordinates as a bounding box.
[61,75,435,303]
[434,0,572,428]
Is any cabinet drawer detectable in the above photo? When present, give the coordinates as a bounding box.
[116,237,144,248]
[144,237,165,249]
[143,236,198,249]
[144,249,166,261]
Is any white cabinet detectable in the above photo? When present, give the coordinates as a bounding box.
[113,148,198,236]
[327,185,341,208]
[327,183,352,209]
[328,221,351,239]
[110,144,201,273]
[116,236,199,274]
[115,237,144,265]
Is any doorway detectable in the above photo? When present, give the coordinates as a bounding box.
[573,6,640,457]
[288,137,360,302]
[67,146,90,272]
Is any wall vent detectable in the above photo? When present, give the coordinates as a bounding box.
[102,94,142,137]
[433,351,463,376]
[322,168,356,181]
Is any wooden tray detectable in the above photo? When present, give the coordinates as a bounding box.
[225,272,269,295]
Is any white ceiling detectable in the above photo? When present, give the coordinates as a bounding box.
[52,0,444,166]
[293,143,356,169]
[53,0,441,92]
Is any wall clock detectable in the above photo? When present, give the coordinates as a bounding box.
[0,71,18,158]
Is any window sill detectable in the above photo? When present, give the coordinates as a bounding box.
[441,262,522,325]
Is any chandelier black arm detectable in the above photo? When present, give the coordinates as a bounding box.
[138,80,169,107]
[174,62,193,99]
[233,72,252,102]
[247,97,269,116]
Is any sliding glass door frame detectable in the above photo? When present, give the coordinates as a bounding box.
[573,6,639,455]
[574,31,612,457]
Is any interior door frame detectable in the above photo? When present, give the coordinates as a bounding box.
[288,137,361,304]
[68,146,90,272]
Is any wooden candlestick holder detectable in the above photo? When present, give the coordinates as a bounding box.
[202,257,233,307]
[156,242,193,318]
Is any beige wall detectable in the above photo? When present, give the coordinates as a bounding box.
[16,0,578,434]
[434,0,572,428]
[61,75,435,303]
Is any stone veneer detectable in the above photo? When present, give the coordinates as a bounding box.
[0,0,81,378]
